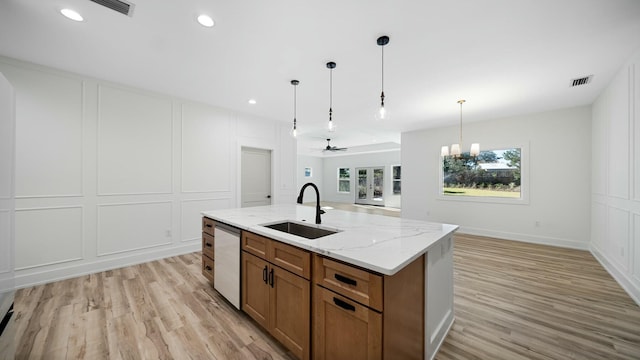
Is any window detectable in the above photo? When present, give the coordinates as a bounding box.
[338,168,350,193]
[441,147,522,200]
[304,167,312,177]
[392,165,401,194]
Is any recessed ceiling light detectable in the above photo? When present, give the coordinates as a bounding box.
[60,9,84,22]
[197,14,214,27]
[248,99,257,105]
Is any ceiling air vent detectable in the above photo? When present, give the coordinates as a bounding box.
[89,0,135,16]
[571,75,593,87]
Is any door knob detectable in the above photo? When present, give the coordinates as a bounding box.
[266,195,271,199]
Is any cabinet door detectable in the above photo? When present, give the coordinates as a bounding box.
[314,287,382,360]
[241,251,270,329]
[270,266,310,360]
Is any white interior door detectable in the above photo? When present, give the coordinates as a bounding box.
[355,167,384,205]
[241,147,272,208]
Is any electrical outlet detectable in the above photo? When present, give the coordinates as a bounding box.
[166,229,172,237]
[534,221,541,227]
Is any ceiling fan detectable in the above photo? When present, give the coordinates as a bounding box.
[323,138,347,152]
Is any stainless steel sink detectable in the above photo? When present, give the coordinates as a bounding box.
[262,221,338,239]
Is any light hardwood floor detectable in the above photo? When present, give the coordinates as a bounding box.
[5,217,640,359]
[438,234,640,360]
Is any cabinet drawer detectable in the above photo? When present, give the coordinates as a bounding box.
[242,231,268,259]
[202,232,214,259]
[313,286,382,360]
[202,255,214,284]
[202,217,215,236]
[313,255,383,312]
[271,240,311,280]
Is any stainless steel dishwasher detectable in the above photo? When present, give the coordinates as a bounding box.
[214,222,241,309]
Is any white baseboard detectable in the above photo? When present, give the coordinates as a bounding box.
[15,243,200,289]
[428,312,454,360]
[457,226,589,250]
[590,244,640,306]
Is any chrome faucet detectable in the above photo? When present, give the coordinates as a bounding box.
[297,182,325,224]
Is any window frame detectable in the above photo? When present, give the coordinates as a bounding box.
[392,165,401,195]
[437,143,529,205]
[337,167,351,193]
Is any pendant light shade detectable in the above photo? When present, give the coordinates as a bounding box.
[441,100,479,157]
[470,143,480,157]
[290,80,299,138]
[450,143,461,157]
[375,35,390,120]
[327,61,336,132]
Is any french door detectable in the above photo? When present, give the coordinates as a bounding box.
[355,167,384,205]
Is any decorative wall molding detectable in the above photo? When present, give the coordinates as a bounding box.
[180,197,231,242]
[591,53,640,307]
[11,68,84,198]
[0,209,10,273]
[591,243,640,306]
[180,102,232,193]
[96,84,173,196]
[14,205,84,270]
[96,201,173,257]
[2,56,296,287]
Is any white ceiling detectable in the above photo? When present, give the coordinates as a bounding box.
[1,0,639,155]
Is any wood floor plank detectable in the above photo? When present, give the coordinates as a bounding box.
[9,230,640,359]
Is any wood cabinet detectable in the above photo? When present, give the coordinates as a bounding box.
[314,286,382,360]
[201,217,215,285]
[313,254,425,360]
[241,231,310,360]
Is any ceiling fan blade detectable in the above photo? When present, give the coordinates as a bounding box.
[322,139,347,151]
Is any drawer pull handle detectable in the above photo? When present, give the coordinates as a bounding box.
[205,265,212,271]
[205,242,213,247]
[333,297,355,312]
[205,224,212,228]
[334,274,357,286]
[263,266,268,284]
[269,268,274,288]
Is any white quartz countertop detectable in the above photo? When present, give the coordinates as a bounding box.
[202,204,458,275]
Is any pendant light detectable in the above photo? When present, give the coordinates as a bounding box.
[375,35,390,120]
[327,61,336,132]
[290,80,299,138]
[441,100,480,157]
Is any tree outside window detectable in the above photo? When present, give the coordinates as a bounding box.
[442,148,521,198]
[338,168,350,193]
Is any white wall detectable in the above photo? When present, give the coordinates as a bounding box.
[0,73,16,320]
[321,150,401,207]
[402,106,592,250]
[0,56,297,288]
[297,155,324,203]
[591,48,640,304]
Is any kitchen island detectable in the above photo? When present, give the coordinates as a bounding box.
[202,204,457,360]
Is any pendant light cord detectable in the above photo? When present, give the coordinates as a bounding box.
[381,44,384,93]
[459,100,463,146]
[380,44,385,105]
[329,67,333,121]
